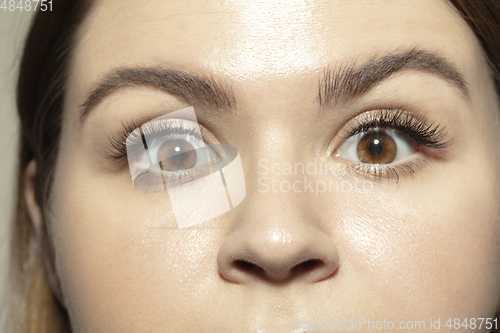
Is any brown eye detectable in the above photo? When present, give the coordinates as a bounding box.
[356,132,396,164]
[157,139,197,171]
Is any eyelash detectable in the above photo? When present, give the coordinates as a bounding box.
[105,118,205,161]
[341,108,452,182]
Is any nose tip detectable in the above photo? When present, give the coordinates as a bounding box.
[217,228,339,284]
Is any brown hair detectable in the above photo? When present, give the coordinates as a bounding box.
[8,1,93,332]
[6,1,500,332]
[450,0,500,98]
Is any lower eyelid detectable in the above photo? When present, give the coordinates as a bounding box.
[347,157,431,183]
[136,165,213,188]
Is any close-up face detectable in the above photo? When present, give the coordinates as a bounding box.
[45,0,500,331]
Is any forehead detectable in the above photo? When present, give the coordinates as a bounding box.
[72,0,478,81]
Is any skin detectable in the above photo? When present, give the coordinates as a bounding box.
[25,0,500,332]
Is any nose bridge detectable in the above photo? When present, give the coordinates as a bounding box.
[241,184,314,233]
[244,118,316,199]
[246,147,321,233]
[215,106,339,283]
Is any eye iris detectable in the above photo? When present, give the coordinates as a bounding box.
[357,132,396,164]
[157,139,197,171]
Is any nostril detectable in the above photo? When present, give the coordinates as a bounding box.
[233,258,328,281]
[233,260,265,276]
[218,230,340,284]
[233,260,253,271]
[291,259,324,276]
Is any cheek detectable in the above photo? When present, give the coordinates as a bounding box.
[50,155,223,331]
[333,164,500,317]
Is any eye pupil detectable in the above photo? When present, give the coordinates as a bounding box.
[357,131,396,164]
[158,140,197,171]
[368,139,383,156]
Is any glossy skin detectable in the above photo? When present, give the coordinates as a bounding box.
[26,0,500,332]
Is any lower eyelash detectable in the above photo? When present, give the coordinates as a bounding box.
[131,165,212,188]
[348,158,430,184]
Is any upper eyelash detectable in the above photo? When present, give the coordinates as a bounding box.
[105,118,204,161]
[345,108,452,149]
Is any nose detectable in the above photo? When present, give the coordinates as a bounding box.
[217,193,339,284]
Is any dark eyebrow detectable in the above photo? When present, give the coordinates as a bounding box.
[81,48,469,121]
[80,67,236,122]
[318,48,470,110]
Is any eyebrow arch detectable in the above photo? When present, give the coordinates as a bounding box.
[80,67,236,122]
[318,48,470,110]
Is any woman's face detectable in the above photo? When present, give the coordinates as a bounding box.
[49,0,500,331]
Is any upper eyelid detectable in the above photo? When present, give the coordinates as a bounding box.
[341,109,451,148]
[104,117,207,161]
[125,120,205,155]
[141,118,201,132]
[127,118,203,141]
